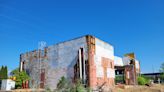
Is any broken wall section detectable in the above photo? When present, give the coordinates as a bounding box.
[20,49,49,89]
[87,35,115,90]
[20,36,89,90]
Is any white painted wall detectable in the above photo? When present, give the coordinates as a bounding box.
[95,38,114,60]
[94,38,115,78]
[114,56,123,66]
[135,59,140,69]
[107,68,115,78]
[122,56,131,65]
[1,79,15,91]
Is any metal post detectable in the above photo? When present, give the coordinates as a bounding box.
[83,48,86,84]
[79,49,82,80]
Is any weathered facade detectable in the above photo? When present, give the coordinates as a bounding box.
[20,35,115,90]
[114,53,140,85]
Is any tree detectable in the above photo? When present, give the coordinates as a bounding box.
[160,73,164,80]
[160,63,164,82]
[160,63,164,73]
[11,68,30,88]
[0,66,8,80]
[0,66,2,80]
[4,66,8,79]
[1,66,4,79]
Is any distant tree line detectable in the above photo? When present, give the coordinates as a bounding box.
[0,66,8,80]
[160,63,164,82]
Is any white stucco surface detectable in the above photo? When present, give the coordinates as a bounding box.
[114,56,123,66]
[94,38,115,78]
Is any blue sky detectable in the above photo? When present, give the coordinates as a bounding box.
[0,0,164,73]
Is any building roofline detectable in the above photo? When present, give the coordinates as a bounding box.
[20,34,113,55]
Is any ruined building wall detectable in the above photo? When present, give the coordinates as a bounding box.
[46,37,88,89]
[20,35,115,90]
[122,56,140,85]
[20,49,49,88]
[87,36,115,90]
[124,65,137,85]
[20,36,88,90]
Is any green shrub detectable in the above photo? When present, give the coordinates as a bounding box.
[160,73,164,80]
[11,68,30,89]
[137,76,149,85]
[56,76,91,92]
[75,80,86,92]
[115,75,124,83]
[45,87,52,92]
[56,76,70,92]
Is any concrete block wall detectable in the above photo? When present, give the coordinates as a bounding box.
[46,36,88,89]
[20,36,88,90]
[20,35,115,90]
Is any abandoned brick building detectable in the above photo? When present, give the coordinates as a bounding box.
[19,35,140,90]
[114,53,140,85]
[19,35,115,90]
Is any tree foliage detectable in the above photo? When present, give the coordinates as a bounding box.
[160,63,164,82]
[4,66,8,79]
[0,66,8,80]
[160,73,164,80]
[11,68,30,88]
[160,63,164,73]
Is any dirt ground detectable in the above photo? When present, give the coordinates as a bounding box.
[8,89,45,92]
[114,84,164,92]
[2,84,164,92]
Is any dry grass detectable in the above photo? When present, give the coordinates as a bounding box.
[1,84,164,92]
[114,84,164,92]
[11,89,45,92]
